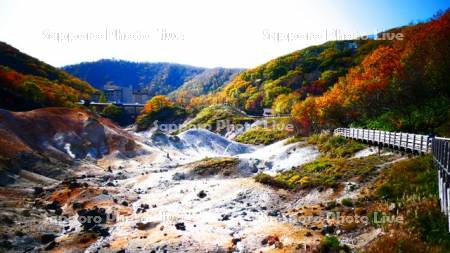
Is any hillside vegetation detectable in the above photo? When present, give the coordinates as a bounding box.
[136,95,188,131]
[189,12,450,137]
[190,39,385,114]
[180,104,255,134]
[291,12,450,135]
[169,67,241,104]
[64,60,240,99]
[0,42,96,111]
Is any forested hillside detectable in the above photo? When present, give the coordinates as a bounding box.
[190,39,386,113]
[190,11,450,136]
[0,42,96,111]
[292,11,450,135]
[169,68,241,104]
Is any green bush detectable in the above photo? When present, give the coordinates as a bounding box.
[318,236,350,253]
[308,133,365,158]
[254,173,290,189]
[100,104,133,126]
[235,127,289,145]
[341,198,353,207]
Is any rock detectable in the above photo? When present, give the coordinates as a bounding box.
[92,226,110,237]
[135,222,159,231]
[310,226,320,231]
[261,235,279,246]
[15,231,25,237]
[231,238,241,245]
[45,200,62,214]
[41,233,57,244]
[355,207,367,215]
[33,187,44,196]
[197,190,207,198]
[116,249,125,253]
[44,241,57,250]
[305,231,313,237]
[175,222,186,231]
[267,210,280,217]
[45,201,61,211]
[72,202,84,209]
[220,213,231,221]
[0,240,12,249]
[136,203,150,213]
[321,225,336,235]
[172,172,186,180]
[77,207,108,230]
[21,209,31,217]
[121,201,129,206]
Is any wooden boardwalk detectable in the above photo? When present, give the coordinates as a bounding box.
[334,127,450,231]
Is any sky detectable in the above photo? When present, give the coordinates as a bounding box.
[0,0,448,69]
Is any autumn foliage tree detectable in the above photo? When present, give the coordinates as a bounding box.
[136,95,187,131]
[143,95,173,113]
[291,11,450,135]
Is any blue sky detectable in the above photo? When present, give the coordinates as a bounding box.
[0,0,448,68]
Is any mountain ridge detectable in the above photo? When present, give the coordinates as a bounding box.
[63,59,242,99]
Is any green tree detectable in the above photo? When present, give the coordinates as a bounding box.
[100,104,131,126]
[99,93,107,103]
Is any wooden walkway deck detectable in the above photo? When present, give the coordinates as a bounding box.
[334,127,450,231]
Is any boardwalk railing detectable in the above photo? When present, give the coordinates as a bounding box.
[334,128,431,153]
[334,127,450,231]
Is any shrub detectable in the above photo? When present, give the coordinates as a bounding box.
[254,173,290,189]
[341,198,353,207]
[308,133,365,158]
[190,157,239,178]
[235,127,289,145]
[100,104,132,126]
[318,236,350,253]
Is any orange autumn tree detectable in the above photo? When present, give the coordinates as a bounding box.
[292,45,402,131]
[291,96,319,134]
[137,95,188,131]
[143,95,173,113]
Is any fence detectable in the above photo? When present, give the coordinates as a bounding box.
[334,127,450,231]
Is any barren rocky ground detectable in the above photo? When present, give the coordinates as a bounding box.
[0,123,401,253]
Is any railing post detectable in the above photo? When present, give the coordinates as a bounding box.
[439,169,444,212]
[445,142,449,173]
[393,132,397,149]
[406,133,409,150]
[447,187,450,232]
[420,135,423,153]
